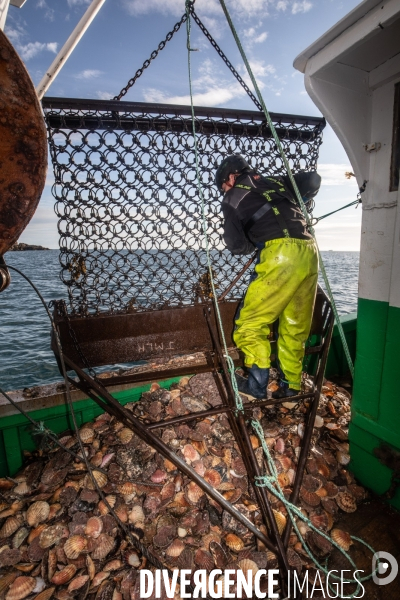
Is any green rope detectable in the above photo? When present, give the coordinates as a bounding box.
[185,1,243,413]
[217,0,354,379]
[251,419,379,597]
[312,196,361,225]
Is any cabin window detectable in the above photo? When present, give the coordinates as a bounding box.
[390,82,400,191]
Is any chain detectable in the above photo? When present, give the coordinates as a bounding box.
[114,13,189,101]
[190,10,262,111]
[50,299,97,379]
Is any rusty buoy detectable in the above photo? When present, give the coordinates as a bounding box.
[0,29,47,290]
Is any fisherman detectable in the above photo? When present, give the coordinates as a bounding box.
[215,155,321,400]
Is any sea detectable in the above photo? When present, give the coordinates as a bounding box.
[0,250,359,392]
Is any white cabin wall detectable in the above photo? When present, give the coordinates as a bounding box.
[359,78,399,303]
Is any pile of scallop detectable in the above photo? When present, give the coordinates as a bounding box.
[0,373,366,600]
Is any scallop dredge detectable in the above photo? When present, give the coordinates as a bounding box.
[0,373,364,599]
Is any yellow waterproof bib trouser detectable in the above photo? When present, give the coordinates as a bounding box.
[233,238,318,390]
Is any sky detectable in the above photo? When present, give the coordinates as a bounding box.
[5,0,363,250]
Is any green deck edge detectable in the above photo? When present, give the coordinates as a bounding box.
[0,377,182,477]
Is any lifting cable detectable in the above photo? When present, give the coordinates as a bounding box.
[185,2,378,595]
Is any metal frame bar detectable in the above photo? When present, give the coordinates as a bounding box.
[56,292,333,600]
[41,96,326,130]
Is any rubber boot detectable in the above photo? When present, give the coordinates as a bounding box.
[235,365,269,400]
[271,381,299,399]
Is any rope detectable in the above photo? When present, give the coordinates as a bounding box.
[251,419,379,598]
[185,1,243,413]
[218,0,355,379]
[312,196,362,226]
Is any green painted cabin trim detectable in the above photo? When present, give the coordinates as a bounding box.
[350,298,400,510]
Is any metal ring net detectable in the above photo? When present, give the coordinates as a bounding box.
[43,99,324,316]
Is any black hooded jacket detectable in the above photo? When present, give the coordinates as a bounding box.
[221,171,315,255]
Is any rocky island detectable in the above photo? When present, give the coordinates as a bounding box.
[7,242,50,251]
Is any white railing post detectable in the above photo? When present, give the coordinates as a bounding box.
[0,0,11,31]
[35,0,107,100]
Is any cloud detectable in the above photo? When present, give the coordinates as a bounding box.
[75,69,103,80]
[243,26,268,46]
[97,91,114,100]
[5,25,58,61]
[122,0,275,19]
[143,84,245,107]
[67,0,91,6]
[318,164,359,187]
[292,0,312,14]
[36,0,55,20]
[254,31,268,43]
[276,0,288,9]
[18,41,58,61]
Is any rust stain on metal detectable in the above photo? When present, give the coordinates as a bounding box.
[0,30,47,255]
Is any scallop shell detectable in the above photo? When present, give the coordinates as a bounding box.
[26,502,50,528]
[104,559,122,571]
[183,444,200,464]
[314,415,324,428]
[68,575,89,593]
[5,577,36,600]
[225,533,244,552]
[300,486,321,507]
[39,525,66,549]
[117,428,133,444]
[128,505,145,524]
[85,517,103,539]
[48,504,62,521]
[98,495,116,515]
[185,482,205,505]
[273,510,287,535]
[33,587,55,600]
[237,558,259,577]
[84,470,107,490]
[114,504,128,523]
[86,555,96,580]
[310,512,328,531]
[274,438,286,454]
[64,535,87,559]
[0,573,18,595]
[13,482,31,496]
[277,472,291,488]
[336,492,357,513]
[150,470,166,484]
[118,482,136,496]
[12,527,29,549]
[125,550,141,567]
[91,534,115,560]
[336,451,351,466]
[331,528,353,551]
[51,565,77,585]
[204,469,221,488]
[79,427,95,444]
[0,516,23,538]
[231,457,246,477]
[194,548,215,572]
[165,539,185,557]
